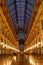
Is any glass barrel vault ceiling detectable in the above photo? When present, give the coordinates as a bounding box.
[6,0,34,39]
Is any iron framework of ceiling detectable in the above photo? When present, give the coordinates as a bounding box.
[6,0,34,39]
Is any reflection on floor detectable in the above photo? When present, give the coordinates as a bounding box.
[0,54,43,65]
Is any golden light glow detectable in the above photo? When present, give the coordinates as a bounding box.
[29,56,36,65]
[26,55,28,59]
[0,42,3,45]
[7,60,12,65]
[13,56,16,62]
[5,44,7,47]
[41,41,43,46]
[24,41,42,52]
[0,42,20,52]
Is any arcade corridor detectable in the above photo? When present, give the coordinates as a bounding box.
[0,0,43,65]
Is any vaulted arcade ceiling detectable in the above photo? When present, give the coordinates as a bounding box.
[6,0,34,39]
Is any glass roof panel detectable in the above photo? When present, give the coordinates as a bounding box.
[9,4,14,9]
[6,0,34,39]
[9,7,14,11]
[6,0,14,5]
[28,0,34,5]
[17,33,26,39]
[29,5,33,11]
[10,11,14,15]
